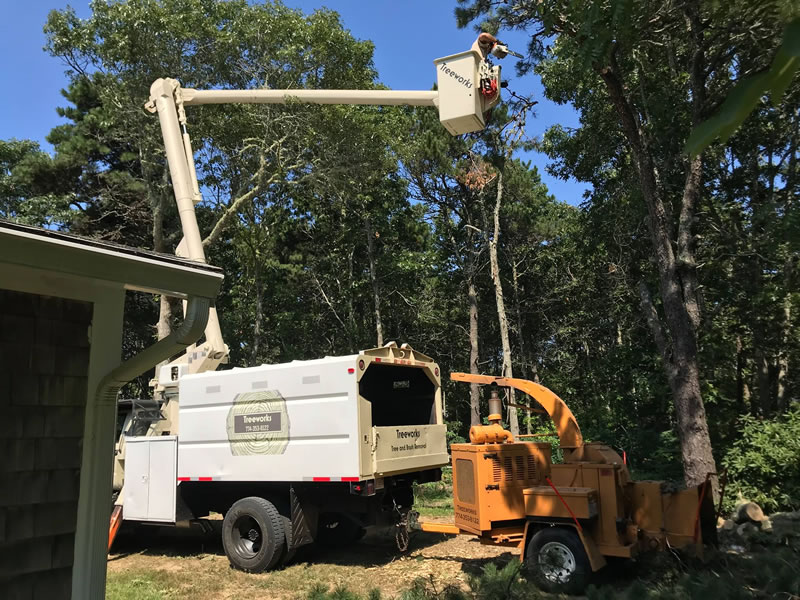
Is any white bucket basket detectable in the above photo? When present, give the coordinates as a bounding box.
[434,50,485,135]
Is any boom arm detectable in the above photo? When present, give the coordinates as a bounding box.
[147,34,515,380]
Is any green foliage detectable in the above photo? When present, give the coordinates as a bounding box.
[686,18,800,156]
[413,468,454,518]
[586,546,800,600]
[524,420,563,464]
[398,561,545,600]
[301,546,800,600]
[456,0,800,490]
[0,139,72,227]
[721,406,800,512]
[445,421,467,449]
[307,584,383,600]
[3,0,797,511]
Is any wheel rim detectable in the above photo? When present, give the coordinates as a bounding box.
[538,541,577,584]
[232,515,263,558]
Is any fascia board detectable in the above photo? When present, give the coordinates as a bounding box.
[0,227,223,299]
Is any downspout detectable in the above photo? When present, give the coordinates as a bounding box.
[73,296,211,600]
[104,296,211,501]
[99,296,210,393]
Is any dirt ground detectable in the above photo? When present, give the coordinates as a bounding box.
[107,518,516,599]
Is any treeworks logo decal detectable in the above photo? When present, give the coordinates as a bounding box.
[439,63,473,89]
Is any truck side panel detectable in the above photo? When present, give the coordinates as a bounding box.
[177,356,362,482]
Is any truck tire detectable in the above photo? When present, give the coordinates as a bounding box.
[222,497,285,573]
[525,527,590,594]
[279,514,297,566]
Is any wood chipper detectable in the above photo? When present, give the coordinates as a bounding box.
[416,373,717,594]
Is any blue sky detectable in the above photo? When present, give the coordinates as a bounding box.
[0,1,588,204]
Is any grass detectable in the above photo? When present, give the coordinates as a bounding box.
[303,546,800,600]
[106,563,236,600]
[107,468,800,599]
[107,535,800,600]
[414,468,455,519]
[106,571,173,600]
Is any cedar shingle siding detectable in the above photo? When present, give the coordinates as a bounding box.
[0,289,92,599]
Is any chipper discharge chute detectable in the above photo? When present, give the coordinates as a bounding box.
[417,373,717,594]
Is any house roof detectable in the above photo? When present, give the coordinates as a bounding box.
[0,220,223,299]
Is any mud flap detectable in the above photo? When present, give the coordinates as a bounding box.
[289,486,315,551]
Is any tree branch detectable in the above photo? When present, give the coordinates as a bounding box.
[638,281,674,376]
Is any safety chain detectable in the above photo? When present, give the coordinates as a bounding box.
[395,510,410,552]
[393,498,411,553]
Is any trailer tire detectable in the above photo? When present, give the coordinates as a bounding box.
[525,527,590,594]
[222,497,285,573]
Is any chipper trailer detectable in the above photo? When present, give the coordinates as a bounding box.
[415,373,718,594]
[109,34,521,572]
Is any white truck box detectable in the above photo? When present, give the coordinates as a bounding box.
[177,347,449,483]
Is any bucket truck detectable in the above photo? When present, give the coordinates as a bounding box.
[110,34,517,572]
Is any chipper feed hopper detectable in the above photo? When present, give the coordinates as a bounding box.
[418,374,717,594]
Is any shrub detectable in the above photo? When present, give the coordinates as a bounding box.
[399,562,546,600]
[523,420,563,464]
[721,405,800,513]
[445,420,467,449]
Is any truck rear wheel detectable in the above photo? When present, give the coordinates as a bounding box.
[525,527,590,594]
[279,514,297,566]
[222,497,285,573]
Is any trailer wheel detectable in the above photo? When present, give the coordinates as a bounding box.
[526,527,590,594]
[222,497,285,573]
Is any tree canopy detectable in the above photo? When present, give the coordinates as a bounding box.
[2,0,797,507]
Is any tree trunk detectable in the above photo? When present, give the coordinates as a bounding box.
[734,501,765,524]
[468,277,481,426]
[757,349,771,417]
[346,246,356,352]
[777,260,793,413]
[736,334,748,413]
[511,259,531,434]
[251,260,263,366]
[776,307,790,414]
[156,295,172,340]
[487,171,519,436]
[364,217,384,347]
[599,18,717,491]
